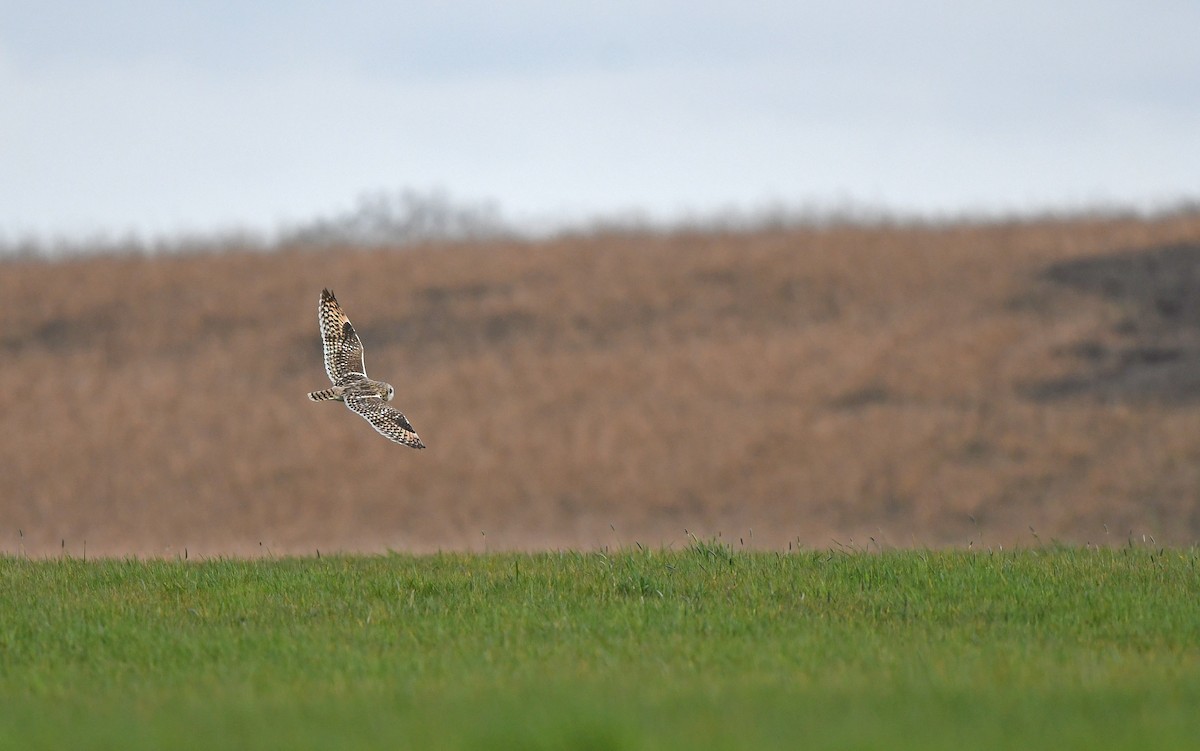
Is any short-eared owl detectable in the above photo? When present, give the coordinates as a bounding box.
[307,288,425,449]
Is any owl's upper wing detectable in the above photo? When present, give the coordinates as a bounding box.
[318,288,367,383]
[344,394,426,449]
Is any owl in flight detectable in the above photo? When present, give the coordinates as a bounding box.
[308,288,425,449]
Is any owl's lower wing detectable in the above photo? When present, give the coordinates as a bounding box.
[319,289,367,382]
[345,395,425,449]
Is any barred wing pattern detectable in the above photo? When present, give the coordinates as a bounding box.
[319,288,367,382]
[345,394,426,449]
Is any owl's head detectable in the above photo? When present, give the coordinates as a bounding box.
[385,385,395,402]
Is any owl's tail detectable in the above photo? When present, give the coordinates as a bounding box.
[308,387,343,402]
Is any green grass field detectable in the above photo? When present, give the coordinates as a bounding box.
[2,544,1198,750]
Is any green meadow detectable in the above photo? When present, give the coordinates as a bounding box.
[1,545,1198,750]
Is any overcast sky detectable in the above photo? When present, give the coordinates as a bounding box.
[2,1,1198,240]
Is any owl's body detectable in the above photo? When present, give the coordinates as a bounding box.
[306,374,391,404]
[308,288,425,449]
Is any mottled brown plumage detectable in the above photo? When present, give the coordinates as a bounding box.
[308,289,425,449]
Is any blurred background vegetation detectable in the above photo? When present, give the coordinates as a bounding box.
[2,200,1198,556]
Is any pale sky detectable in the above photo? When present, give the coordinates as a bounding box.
[2,1,1198,240]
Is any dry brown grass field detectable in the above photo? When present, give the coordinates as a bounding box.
[2,214,1199,556]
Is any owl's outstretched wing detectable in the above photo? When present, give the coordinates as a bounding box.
[318,288,367,383]
[344,394,426,449]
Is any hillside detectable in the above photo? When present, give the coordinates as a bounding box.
[2,214,1199,556]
